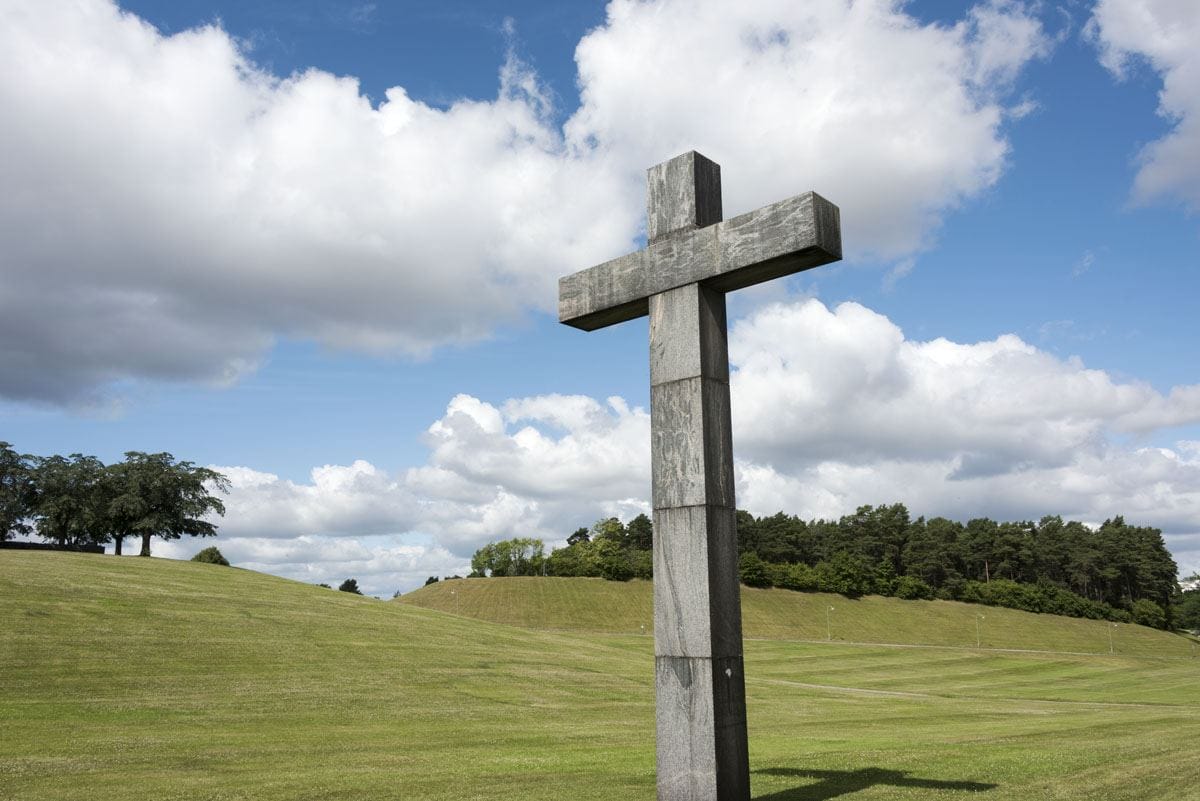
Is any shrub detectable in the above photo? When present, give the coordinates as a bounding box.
[738,552,771,588]
[894,575,934,600]
[424,576,439,586]
[764,562,791,588]
[630,549,653,580]
[598,545,635,582]
[814,551,873,597]
[191,546,230,566]
[981,579,1040,612]
[1131,598,1167,629]
[338,578,363,595]
[774,562,819,592]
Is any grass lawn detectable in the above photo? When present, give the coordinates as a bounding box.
[3,552,1199,800]
[402,575,1198,657]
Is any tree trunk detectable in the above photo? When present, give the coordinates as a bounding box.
[139,533,152,557]
[114,536,123,556]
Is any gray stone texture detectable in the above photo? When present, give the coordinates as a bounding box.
[650,378,734,510]
[655,655,749,801]
[559,191,841,332]
[649,283,729,386]
[557,151,842,801]
[645,157,746,801]
[648,151,723,243]
[652,505,742,660]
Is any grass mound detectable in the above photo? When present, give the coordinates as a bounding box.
[4,551,1200,801]
[401,576,1195,657]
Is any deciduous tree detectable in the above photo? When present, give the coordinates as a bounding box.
[30,454,109,548]
[107,452,229,557]
[626,514,653,550]
[0,442,35,541]
[470,538,545,577]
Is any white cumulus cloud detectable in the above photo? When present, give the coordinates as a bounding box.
[198,299,1200,591]
[729,298,1200,471]
[565,0,1051,257]
[0,0,632,405]
[207,393,649,559]
[212,461,418,539]
[1088,0,1200,210]
[2,0,1051,405]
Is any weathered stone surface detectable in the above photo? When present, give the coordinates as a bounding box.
[648,264,743,800]
[649,282,729,387]
[559,191,841,332]
[558,151,841,801]
[655,655,749,801]
[653,505,741,659]
[711,190,842,293]
[648,152,723,243]
[557,249,648,332]
[656,655,716,800]
[707,654,750,801]
[650,378,734,510]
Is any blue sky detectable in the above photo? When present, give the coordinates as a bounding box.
[2,0,1198,595]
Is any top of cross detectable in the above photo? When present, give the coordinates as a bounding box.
[558,151,842,331]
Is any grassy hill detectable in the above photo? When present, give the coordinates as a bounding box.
[400,576,1197,658]
[3,551,1200,801]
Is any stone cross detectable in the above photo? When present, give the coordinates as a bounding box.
[558,152,841,801]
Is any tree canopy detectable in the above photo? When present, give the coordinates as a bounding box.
[470,503,1185,629]
[470,538,545,577]
[3,445,229,556]
[107,452,230,557]
[29,453,109,548]
[0,442,35,541]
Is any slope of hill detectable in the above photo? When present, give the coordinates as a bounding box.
[0,551,654,801]
[399,576,1196,658]
[4,551,1200,801]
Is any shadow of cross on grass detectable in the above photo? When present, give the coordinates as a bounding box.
[754,767,998,800]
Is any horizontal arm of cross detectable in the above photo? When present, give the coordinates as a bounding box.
[559,191,841,331]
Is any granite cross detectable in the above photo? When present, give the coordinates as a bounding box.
[558,152,842,801]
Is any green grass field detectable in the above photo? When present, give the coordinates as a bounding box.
[3,552,1200,800]
[400,576,1198,657]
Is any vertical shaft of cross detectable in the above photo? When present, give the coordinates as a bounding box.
[648,153,749,801]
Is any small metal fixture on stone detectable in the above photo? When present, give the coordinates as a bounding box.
[558,152,841,801]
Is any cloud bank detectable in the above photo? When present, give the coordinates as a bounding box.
[566,0,1050,255]
[1,0,1049,404]
[190,300,1200,596]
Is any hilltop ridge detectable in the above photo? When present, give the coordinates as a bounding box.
[400,575,1197,658]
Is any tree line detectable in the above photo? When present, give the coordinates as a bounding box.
[469,515,654,582]
[0,442,229,557]
[468,503,1186,630]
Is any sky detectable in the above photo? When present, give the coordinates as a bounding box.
[2,0,1198,597]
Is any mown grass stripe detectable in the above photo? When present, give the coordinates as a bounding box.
[3,551,1199,801]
